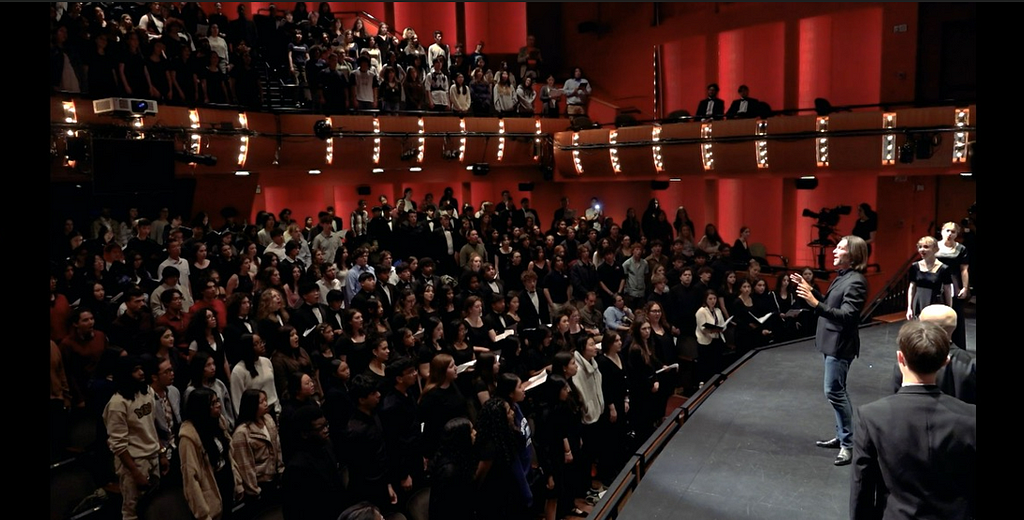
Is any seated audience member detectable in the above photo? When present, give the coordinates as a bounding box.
[725,84,767,119]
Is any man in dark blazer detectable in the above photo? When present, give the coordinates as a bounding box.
[792,235,868,466]
[851,320,975,520]
[725,84,765,119]
[517,270,550,329]
[291,283,329,348]
[695,83,725,121]
[891,304,976,404]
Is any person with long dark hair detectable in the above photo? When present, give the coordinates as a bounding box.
[187,307,230,384]
[271,325,319,402]
[180,386,243,520]
[230,389,284,509]
[186,350,237,432]
[475,396,533,520]
[229,334,280,417]
[534,373,583,520]
[418,353,470,463]
[697,223,725,258]
[595,330,630,490]
[627,317,667,442]
[695,289,728,386]
[429,417,477,520]
[570,334,607,505]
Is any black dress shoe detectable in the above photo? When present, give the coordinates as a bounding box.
[816,437,840,449]
[834,447,852,466]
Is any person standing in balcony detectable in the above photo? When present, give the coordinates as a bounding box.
[562,67,591,117]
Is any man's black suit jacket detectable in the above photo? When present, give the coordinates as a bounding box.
[695,97,724,120]
[811,269,867,359]
[517,289,550,329]
[851,385,975,520]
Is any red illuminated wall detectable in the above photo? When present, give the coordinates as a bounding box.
[662,36,707,117]
[465,3,529,54]
[799,8,883,109]
[393,2,457,47]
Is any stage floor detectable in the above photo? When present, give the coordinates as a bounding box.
[616,317,976,520]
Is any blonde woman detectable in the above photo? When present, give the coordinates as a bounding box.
[906,236,952,320]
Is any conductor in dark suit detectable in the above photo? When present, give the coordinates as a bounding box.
[851,320,975,520]
[891,304,975,404]
[791,235,868,466]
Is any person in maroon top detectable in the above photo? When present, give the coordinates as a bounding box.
[60,307,121,412]
[190,275,228,333]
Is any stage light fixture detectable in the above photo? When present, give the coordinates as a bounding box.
[313,119,332,140]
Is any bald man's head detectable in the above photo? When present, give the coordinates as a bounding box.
[918,305,957,339]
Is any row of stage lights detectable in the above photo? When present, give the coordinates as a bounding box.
[573,108,970,174]
[58,102,971,177]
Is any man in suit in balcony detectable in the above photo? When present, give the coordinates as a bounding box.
[696,83,725,121]
[725,84,765,119]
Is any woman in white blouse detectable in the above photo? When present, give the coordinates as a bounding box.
[695,289,728,386]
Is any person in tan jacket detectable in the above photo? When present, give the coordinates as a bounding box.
[231,389,285,508]
[180,387,243,520]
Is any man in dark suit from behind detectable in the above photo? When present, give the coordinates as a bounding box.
[891,304,975,404]
[851,320,975,520]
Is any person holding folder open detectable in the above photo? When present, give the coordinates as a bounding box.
[695,289,731,386]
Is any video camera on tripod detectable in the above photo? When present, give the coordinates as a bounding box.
[802,205,852,246]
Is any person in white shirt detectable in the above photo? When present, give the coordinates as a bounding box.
[317,263,344,305]
[157,240,192,303]
[446,72,471,118]
[206,24,230,73]
[264,228,288,261]
[427,30,450,71]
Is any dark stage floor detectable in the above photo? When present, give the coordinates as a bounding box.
[616,316,976,520]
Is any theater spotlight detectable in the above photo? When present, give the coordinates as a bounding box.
[401,148,417,161]
[313,119,332,140]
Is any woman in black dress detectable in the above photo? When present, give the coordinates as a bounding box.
[418,354,470,464]
[626,317,666,444]
[461,295,495,355]
[935,222,970,348]
[596,330,630,486]
[906,235,952,320]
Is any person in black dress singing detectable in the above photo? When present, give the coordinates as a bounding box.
[906,236,952,320]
